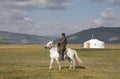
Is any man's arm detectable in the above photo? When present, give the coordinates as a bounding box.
[58,38,65,44]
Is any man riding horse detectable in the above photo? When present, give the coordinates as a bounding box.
[57,33,67,60]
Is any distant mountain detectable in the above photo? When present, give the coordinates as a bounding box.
[1,27,120,44]
[0,31,55,44]
[66,27,120,44]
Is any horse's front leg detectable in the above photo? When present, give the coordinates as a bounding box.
[49,59,54,69]
[56,58,61,70]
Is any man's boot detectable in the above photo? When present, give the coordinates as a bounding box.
[59,53,64,61]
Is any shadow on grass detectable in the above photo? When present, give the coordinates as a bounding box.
[62,66,86,69]
[76,66,86,69]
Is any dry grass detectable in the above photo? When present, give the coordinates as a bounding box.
[0,44,120,79]
[105,44,120,49]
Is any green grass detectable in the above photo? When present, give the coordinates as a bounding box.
[0,45,120,79]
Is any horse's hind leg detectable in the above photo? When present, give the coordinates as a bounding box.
[49,59,54,69]
[69,58,76,69]
[56,58,61,70]
[73,59,76,69]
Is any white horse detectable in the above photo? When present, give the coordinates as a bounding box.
[44,41,82,70]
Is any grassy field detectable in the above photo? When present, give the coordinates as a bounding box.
[0,44,120,79]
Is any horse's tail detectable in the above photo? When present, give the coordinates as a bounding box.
[74,50,82,64]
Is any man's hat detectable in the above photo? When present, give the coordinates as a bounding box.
[62,33,65,36]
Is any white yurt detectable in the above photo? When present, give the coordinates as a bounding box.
[84,39,105,48]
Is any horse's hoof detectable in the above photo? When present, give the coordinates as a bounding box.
[49,67,52,70]
[73,67,76,69]
[69,67,72,69]
[58,67,61,70]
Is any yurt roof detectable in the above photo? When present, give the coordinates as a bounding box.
[85,39,104,43]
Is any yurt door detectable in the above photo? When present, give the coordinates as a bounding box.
[86,42,90,48]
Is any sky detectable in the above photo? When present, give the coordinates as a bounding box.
[0,0,120,37]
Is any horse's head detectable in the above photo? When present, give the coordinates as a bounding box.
[44,40,54,49]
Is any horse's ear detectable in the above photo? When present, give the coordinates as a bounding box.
[51,41,54,43]
[49,40,53,43]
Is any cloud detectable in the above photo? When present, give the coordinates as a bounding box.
[91,0,120,5]
[110,0,120,5]
[28,23,81,36]
[0,0,72,36]
[91,0,103,3]
[0,0,119,37]
[0,0,71,29]
[93,8,120,27]
[0,0,70,10]
[30,0,70,9]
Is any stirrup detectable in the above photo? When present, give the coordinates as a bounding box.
[64,55,67,59]
[59,57,64,61]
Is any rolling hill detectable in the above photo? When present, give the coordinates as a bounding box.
[0,31,54,44]
[66,27,120,44]
[0,27,120,44]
